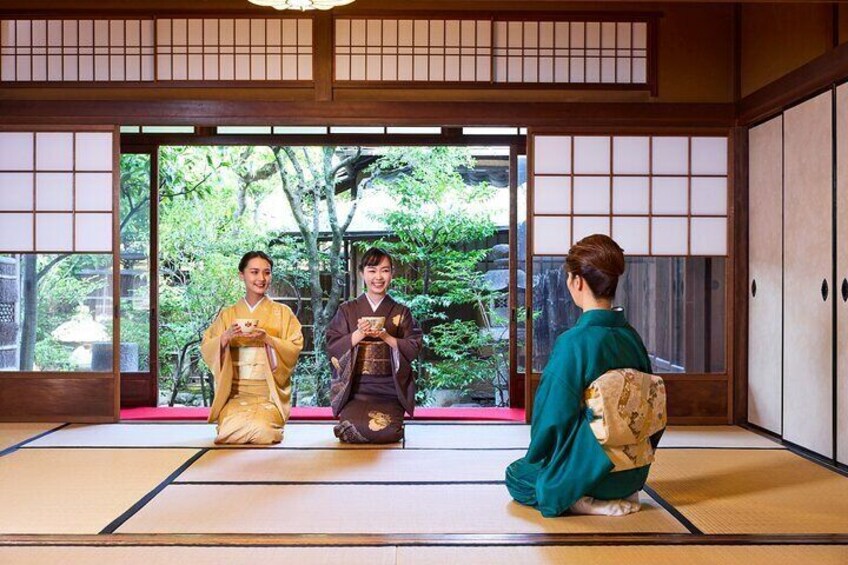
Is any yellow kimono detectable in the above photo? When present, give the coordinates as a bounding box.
[201,298,303,444]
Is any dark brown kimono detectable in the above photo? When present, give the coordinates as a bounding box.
[326,293,423,443]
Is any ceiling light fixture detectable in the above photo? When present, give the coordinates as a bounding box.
[248,0,355,11]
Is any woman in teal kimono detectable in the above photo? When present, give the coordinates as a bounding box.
[506,234,655,517]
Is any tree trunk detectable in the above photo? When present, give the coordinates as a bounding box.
[19,255,37,371]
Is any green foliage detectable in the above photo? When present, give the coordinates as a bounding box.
[33,254,111,371]
[365,147,503,401]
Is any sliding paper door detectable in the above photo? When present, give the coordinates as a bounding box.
[747,116,783,435]
[783,91,833,458]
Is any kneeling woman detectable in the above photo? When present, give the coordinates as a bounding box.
[201,251,303,444]
[506,235,657,517]
[326,248,422,443]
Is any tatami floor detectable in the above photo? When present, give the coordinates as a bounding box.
[0,422,846,564]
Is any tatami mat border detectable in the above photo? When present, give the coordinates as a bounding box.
[642,485,703,535]
[0,424,69,458]
[99,449,210,535]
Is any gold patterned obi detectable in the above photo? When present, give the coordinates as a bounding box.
[584,368,667,472]
[354,340,392,376]
[231,346,267,381]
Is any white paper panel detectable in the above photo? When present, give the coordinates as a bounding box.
[573,136,610,174]
[783,90,833,458]
[533,216,570,255]
[691,137,727,175]
[572,176,610,214]
[652,137,689,175]
[0,212,33,251]
[35,133,74,171]
[0,132,33,170]
[613,136,649,174]
[533,176,571,215]
[75,213,112,252]
[691,177,727,215]
[0,172,33,210]
[612,176,649,214]
[36,212,73,251]
[572,216,610,244]
[689,217,726,255]
[747,115,783,435]
[837,84,848,465]
[75,132,113,170]
[35,172,73,211]
[633,59,647,83]
[612,216,649,255]
[650,217,687,255]
[75,172,113,211]
[651,177,688,215]
[534,136,571,175]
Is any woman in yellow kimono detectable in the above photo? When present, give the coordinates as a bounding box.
[201,251,303,444]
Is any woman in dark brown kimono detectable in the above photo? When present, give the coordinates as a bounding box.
[326,247,423,443]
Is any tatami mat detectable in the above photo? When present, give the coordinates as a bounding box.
[658,426,783,449]
[23,423,780,452]
[396,545,848,565]
[403,424,530,449]
[117,484,688,535]
[648,449,848,534]
[179,448,524,483]
[0,448,198,534]
[0,423,62,453]
[26,423,399,450]
[0,546,395,565]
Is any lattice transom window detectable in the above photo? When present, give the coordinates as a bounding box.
[156,18,313,81]
[334,17,652,86]
[532,135,728,256]
[492,21,647,84]
[0,19,155,82]
[1,17,312,82]
[335,19,492,82]
[0,130,115,253]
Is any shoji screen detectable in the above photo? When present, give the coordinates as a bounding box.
[531,134,728,257]
[747,116,783,435]
[838,84,848,466]
[783,91,833,458]
[0,130,116,252]
[0,127,118,422]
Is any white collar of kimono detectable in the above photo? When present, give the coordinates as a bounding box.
[365,293,385,312]
[243,296,266,313]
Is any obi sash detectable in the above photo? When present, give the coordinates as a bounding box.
[584,368,667,472]
[231,346,268,381]
[354,340,392,376]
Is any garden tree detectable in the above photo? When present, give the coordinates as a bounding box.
[266,146,373,404]
[367,147,504,402]
[155,147,305,404]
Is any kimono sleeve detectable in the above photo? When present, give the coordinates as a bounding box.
[264,306,304,376]
[200,310,230,387]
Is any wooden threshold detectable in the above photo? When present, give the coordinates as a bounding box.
[1,533,848,548]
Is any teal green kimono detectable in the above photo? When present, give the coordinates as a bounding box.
[506,308,653,517]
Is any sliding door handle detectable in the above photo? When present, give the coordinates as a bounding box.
[821,279,829,302]
[751,279,757,298]
[843,278,848,303]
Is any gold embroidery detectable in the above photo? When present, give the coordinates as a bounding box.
[331,357,341,370]
[392,314,402,327]
[368,410,391,431]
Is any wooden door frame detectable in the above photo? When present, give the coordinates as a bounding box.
[122,130,529,409]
